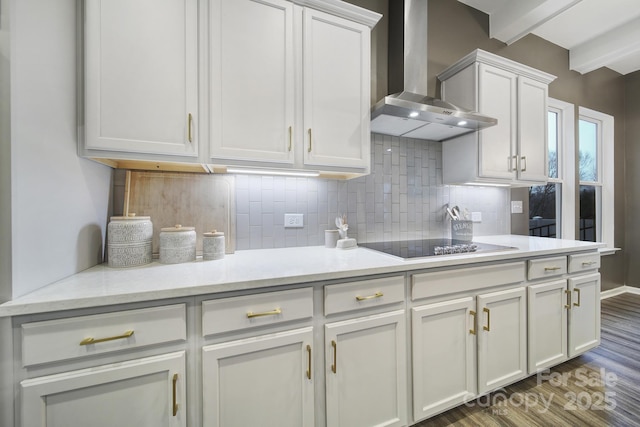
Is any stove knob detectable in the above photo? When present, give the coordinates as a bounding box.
[434,246,443,255]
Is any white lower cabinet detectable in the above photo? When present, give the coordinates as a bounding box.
[569,273,601,357]
[202,327,315,427]
[411,287,526,422]
[412,297,476,421]
[325,310,407,427]
[527,273,601,374]
[21,351,186,427]
[476,287,527,394]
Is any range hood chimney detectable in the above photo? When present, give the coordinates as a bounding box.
[370,0,497,141]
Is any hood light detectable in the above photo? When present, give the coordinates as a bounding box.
[457,120,468,126]
[408,111,419,118]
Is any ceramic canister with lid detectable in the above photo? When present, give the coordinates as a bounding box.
[203,230,225,260]
[107,214,153,268]
[159,225,196,264]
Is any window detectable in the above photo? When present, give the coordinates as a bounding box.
[528,102,614,248]
[529,98,575,239]
[578,107,614,248]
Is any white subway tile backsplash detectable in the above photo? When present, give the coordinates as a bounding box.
[233,134,510,249]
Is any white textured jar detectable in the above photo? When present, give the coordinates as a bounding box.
[159,225,196,264]
[107,214,153,268]
[203,230,225,261]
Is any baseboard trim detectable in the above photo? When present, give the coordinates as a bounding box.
[601,286,640,299]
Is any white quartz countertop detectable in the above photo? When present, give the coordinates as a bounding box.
[0,235,604,317]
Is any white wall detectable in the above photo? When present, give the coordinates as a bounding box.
[10,0,112,298]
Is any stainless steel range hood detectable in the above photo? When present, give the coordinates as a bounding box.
[370,0,497,141]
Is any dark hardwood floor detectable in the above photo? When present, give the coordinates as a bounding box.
[416,293,640,427]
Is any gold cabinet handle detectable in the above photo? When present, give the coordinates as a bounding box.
[573,288,581,307]
[331,340,337,373]
[521,156,527,172]
[246,308,282,319]
[469,310,477,335]
[565,289,572,309]
[306,345,312,380]
[188,113,193,143]
[544,266,561,271]
[355,292,383,301]
[582,261,597,267]
[510,155,517,172]
[483,307,491,332]
[80,330,134,346]
[172,373,179,416]
[288,126,293,152]
[308,129,312,152]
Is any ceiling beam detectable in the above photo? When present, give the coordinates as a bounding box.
[570,16,640,74]
[489,0,582,45]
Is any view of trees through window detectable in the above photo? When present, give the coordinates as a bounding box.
[579,119,598,242]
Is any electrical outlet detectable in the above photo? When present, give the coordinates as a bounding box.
[471,211,482,222]
[511,201,523,214]
[284,213,304,228]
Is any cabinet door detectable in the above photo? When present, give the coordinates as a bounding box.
[477,64,517,181]
[412,298,476,421]
[568,273,601,357]
[303,8,371,170]
[202,327,314,427]
[21,351,186,427]
[528,280,568,373]
[325,310,407,427]
[209,0,295,164]
[477,287,527,394]
[517,76,549,182]
[85,0,198,157]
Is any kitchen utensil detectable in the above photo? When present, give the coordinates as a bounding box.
[452,206,461,220]
[446,207,457,221]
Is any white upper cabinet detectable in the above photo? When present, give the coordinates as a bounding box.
[302,8,371,170]
[84,0,198,158]
[209,0,295,164]
[209,0,379,175]
[438,49,556,186]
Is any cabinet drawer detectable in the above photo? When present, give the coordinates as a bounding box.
[21,304,186,367]
[412,262,525,301]
[568,252,600,273]
[202,288,313,336]
[528,256,567,280]
[324,276,405,316]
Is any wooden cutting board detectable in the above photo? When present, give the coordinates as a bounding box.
[124,171,235,256]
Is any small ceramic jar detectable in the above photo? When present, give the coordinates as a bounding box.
[107,214,153,268]
[159,224,196,264]
[203,230,225,260]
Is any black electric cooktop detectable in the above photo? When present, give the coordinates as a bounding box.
[358,239,516,259]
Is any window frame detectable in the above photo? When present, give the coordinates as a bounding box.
[578,106,614,249]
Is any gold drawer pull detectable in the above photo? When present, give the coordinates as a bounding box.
[573,288,581,307]
[172,373,179,416]
[483,307,491,332]
[188,113,193,143]
[308,129,312,152]
[469,310,477,335]
[80,330,134,346]
[355,292,383,301]
[246,308,282,319]
[306,345,312,380]
[288,126,293,151]
[565,289,572,309]
[582,261,597,267]
[331,340,337,373]
[544,266,561,271]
